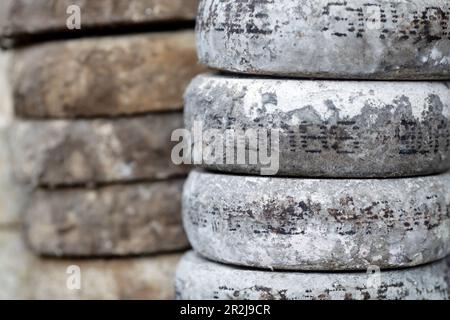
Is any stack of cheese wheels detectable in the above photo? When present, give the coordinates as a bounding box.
[177,0,450,300]
[0,0,206,299]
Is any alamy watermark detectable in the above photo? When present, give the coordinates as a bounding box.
[171,121,280,175]
[66,5,81,30]
[66,265,81,291]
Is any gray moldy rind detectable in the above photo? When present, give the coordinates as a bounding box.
[185,74,450,178]
[10,114,188,187]
[0,126,25,227]
[25,179,188,257]
[0,230,30,299]
[197,0,450,79]
[175,252,450,300]
[0,0,199,41]
[183,170,450,271]
[29,253,183,300]
[12,31,205,118]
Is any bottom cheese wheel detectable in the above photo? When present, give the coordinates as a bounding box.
[175,252,449,300]
[29,253,182,300]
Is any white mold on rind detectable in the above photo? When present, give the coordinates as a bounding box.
[197,0,450,79]
[175,252,450,300]
[185,74,450,178]
[183,170,450,271]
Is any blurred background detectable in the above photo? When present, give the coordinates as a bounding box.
[0,0,203,299]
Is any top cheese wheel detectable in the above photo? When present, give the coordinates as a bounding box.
[0,0,199,44]
[196,0,450,79]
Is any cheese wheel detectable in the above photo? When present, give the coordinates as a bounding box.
[183,170,450,270]
[197,0,450,79]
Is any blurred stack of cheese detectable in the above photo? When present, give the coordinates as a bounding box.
[0,0,204,299]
